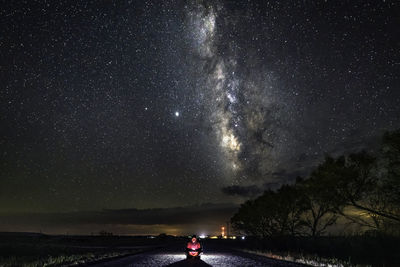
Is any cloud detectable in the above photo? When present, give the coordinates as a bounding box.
[221,185,263,197]
[221,179,293,198]
[0,203,238,235]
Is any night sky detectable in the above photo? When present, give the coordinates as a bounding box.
[1,0,399,234]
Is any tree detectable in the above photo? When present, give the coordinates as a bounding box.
[333,151,382,229]
[231,129,400,237]
[381,130,400,212]
[231,197,273,238]
[298,157,345,236]
[275,184,308,236]
[231,186,307,238]
[333,147,400,231]
[376,130,400,233]
[315,146,400,232]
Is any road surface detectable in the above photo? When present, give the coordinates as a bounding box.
[89,242,306,267]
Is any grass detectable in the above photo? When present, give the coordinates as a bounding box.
[238,249,358,267]
[211,235,400,267]
[0,245,142,266]
[0,233,177,267]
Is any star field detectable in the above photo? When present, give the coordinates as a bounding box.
[0,0,399,213]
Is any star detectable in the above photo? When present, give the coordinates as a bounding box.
[0,0,398,236]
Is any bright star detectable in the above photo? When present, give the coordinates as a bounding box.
[175,111,180,117]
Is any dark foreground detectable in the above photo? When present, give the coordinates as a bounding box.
[90,243,304,267]
[2,233,399,266]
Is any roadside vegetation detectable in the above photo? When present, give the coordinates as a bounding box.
[0,233,176,267]
[230,129,400,266]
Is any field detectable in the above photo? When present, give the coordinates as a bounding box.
[1,233,400,266]
[225,235,400,267]
[0,232,178,267]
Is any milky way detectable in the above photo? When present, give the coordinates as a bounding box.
[187,2,244,173]
[0,0,399,214]
[186,0,303,187]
